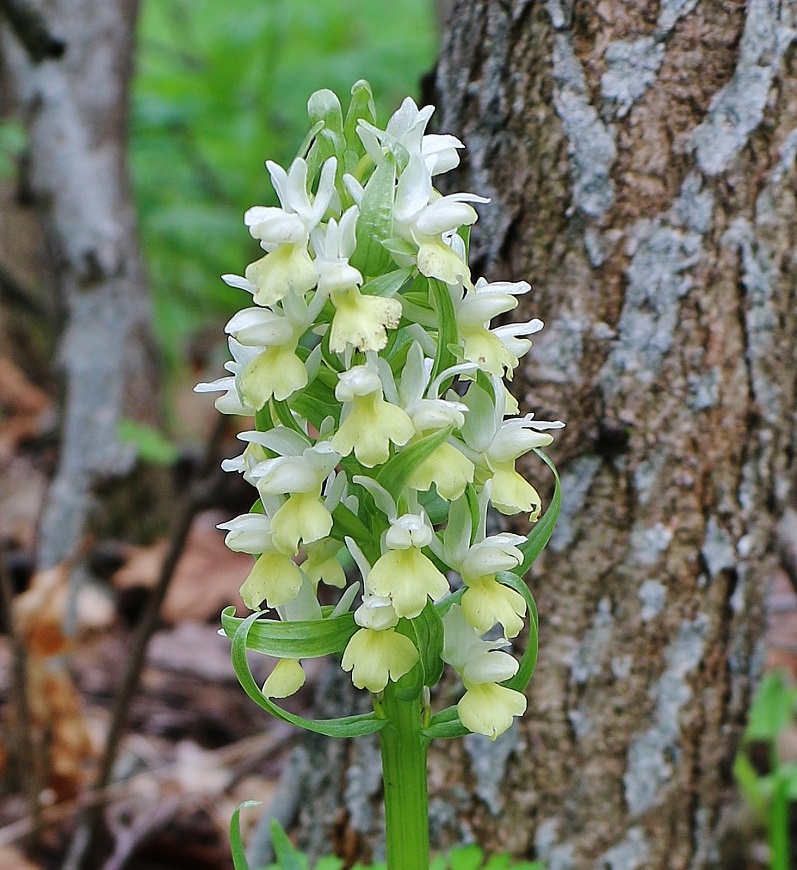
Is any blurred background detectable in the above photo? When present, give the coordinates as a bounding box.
[2,1,797,869]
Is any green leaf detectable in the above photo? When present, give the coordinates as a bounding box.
[514,450,561,577]
[270,818,309,870]
[422,704,469,741]
[744,671,797,743]
[448,844,484,870]
[271,397,305,435]
[307,89,345,159]
[118,419,179,465]
[393,603,444,701]
[229,800,260,870]
[412,600,445,688]
[255,405,276,434]
[290,379,339,430]
[375,427,452,503]
[230,611,387,738]
[497,572,538,693]
[361,267,412,298]
[330,501,375,551]
[221,606,357,658]
[349,156,395,278]
[428,278,458,383]
[343,80,377,168]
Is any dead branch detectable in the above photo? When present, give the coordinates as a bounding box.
[0,543,41,848]
[778,507,797,597]
[0,729,291,848]
[0,0,65,62]
[62,417,226,869]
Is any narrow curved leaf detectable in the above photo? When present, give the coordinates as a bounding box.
[495,572,538,692]
[229,800,260,870]
[231,612,387,737]
[375,426,452,502]
[515,449,561,576]
[221,606,357,658]
[428,278,458,383]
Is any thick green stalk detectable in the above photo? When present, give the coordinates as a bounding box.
[378,685,430,870]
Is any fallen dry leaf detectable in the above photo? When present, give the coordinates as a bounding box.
[112,511,250,624]
[5,566,94,800]
[0,356,53,456]
[0,846,42,870]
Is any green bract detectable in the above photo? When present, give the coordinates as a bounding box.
[197,81,563,743]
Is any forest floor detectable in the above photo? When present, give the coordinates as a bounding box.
[1,363,796,870]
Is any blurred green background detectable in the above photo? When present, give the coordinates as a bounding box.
[131,0,437,377]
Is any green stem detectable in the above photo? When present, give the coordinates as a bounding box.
[378,685,430,870]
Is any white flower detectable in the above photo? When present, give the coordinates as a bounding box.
[357,96,464,175]
[460,380,563,517]
[312,206,402,352]
[341,626,419,692]
[331,365,414,467]
[262,659,306,698]
[193,338,258,416]
[442,605,527,739]
[243,157,337,306]
[250,443,340,555]
[458,681,527,740]
[455,277,542,378]
[221,310,306,408]
[461,533,525,581]
[392,155,486,285]
[238,552,304,610]
[217,512,273,554]
[366,514,449,618]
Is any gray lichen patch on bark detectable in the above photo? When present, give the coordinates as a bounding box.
[701,516,736,579]
[600,0,702,118]
[638,579,667,622]
[534,817,576,870]
[548,455,601,552]
[464,726,520,814]
[601,37,665,118]
[570,596,613,685]
[598,825,650,870]
[549,31,616,219]
[690,0,796,176]
[598,173,713,398]
[624,615,708,815]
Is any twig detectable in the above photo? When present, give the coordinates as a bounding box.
[0,263,47,317]
[777,507,797,598]
[0,730,291,848]
[62,417,226,869]
[0,0,65,62]
[0,543,41,848]
[246,746,309,869]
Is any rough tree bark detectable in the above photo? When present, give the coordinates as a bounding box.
[1,0,160,571]
[291,2,797,868]
[427,0,797,867]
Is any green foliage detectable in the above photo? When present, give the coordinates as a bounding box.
[0,119,26,178]
[117,418,179,464]
[735,671,797,870]
[131,0,436,370]
[230,811,544,870]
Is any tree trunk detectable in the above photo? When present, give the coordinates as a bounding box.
[1,0,161,571]
[250,3,797,866]
[421,0,797,866]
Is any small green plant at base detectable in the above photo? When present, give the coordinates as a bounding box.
[205,81,563,869]
[734,670,797,870]
[231,813,544,870]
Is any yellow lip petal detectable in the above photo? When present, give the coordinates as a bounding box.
[341,628,419,692]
